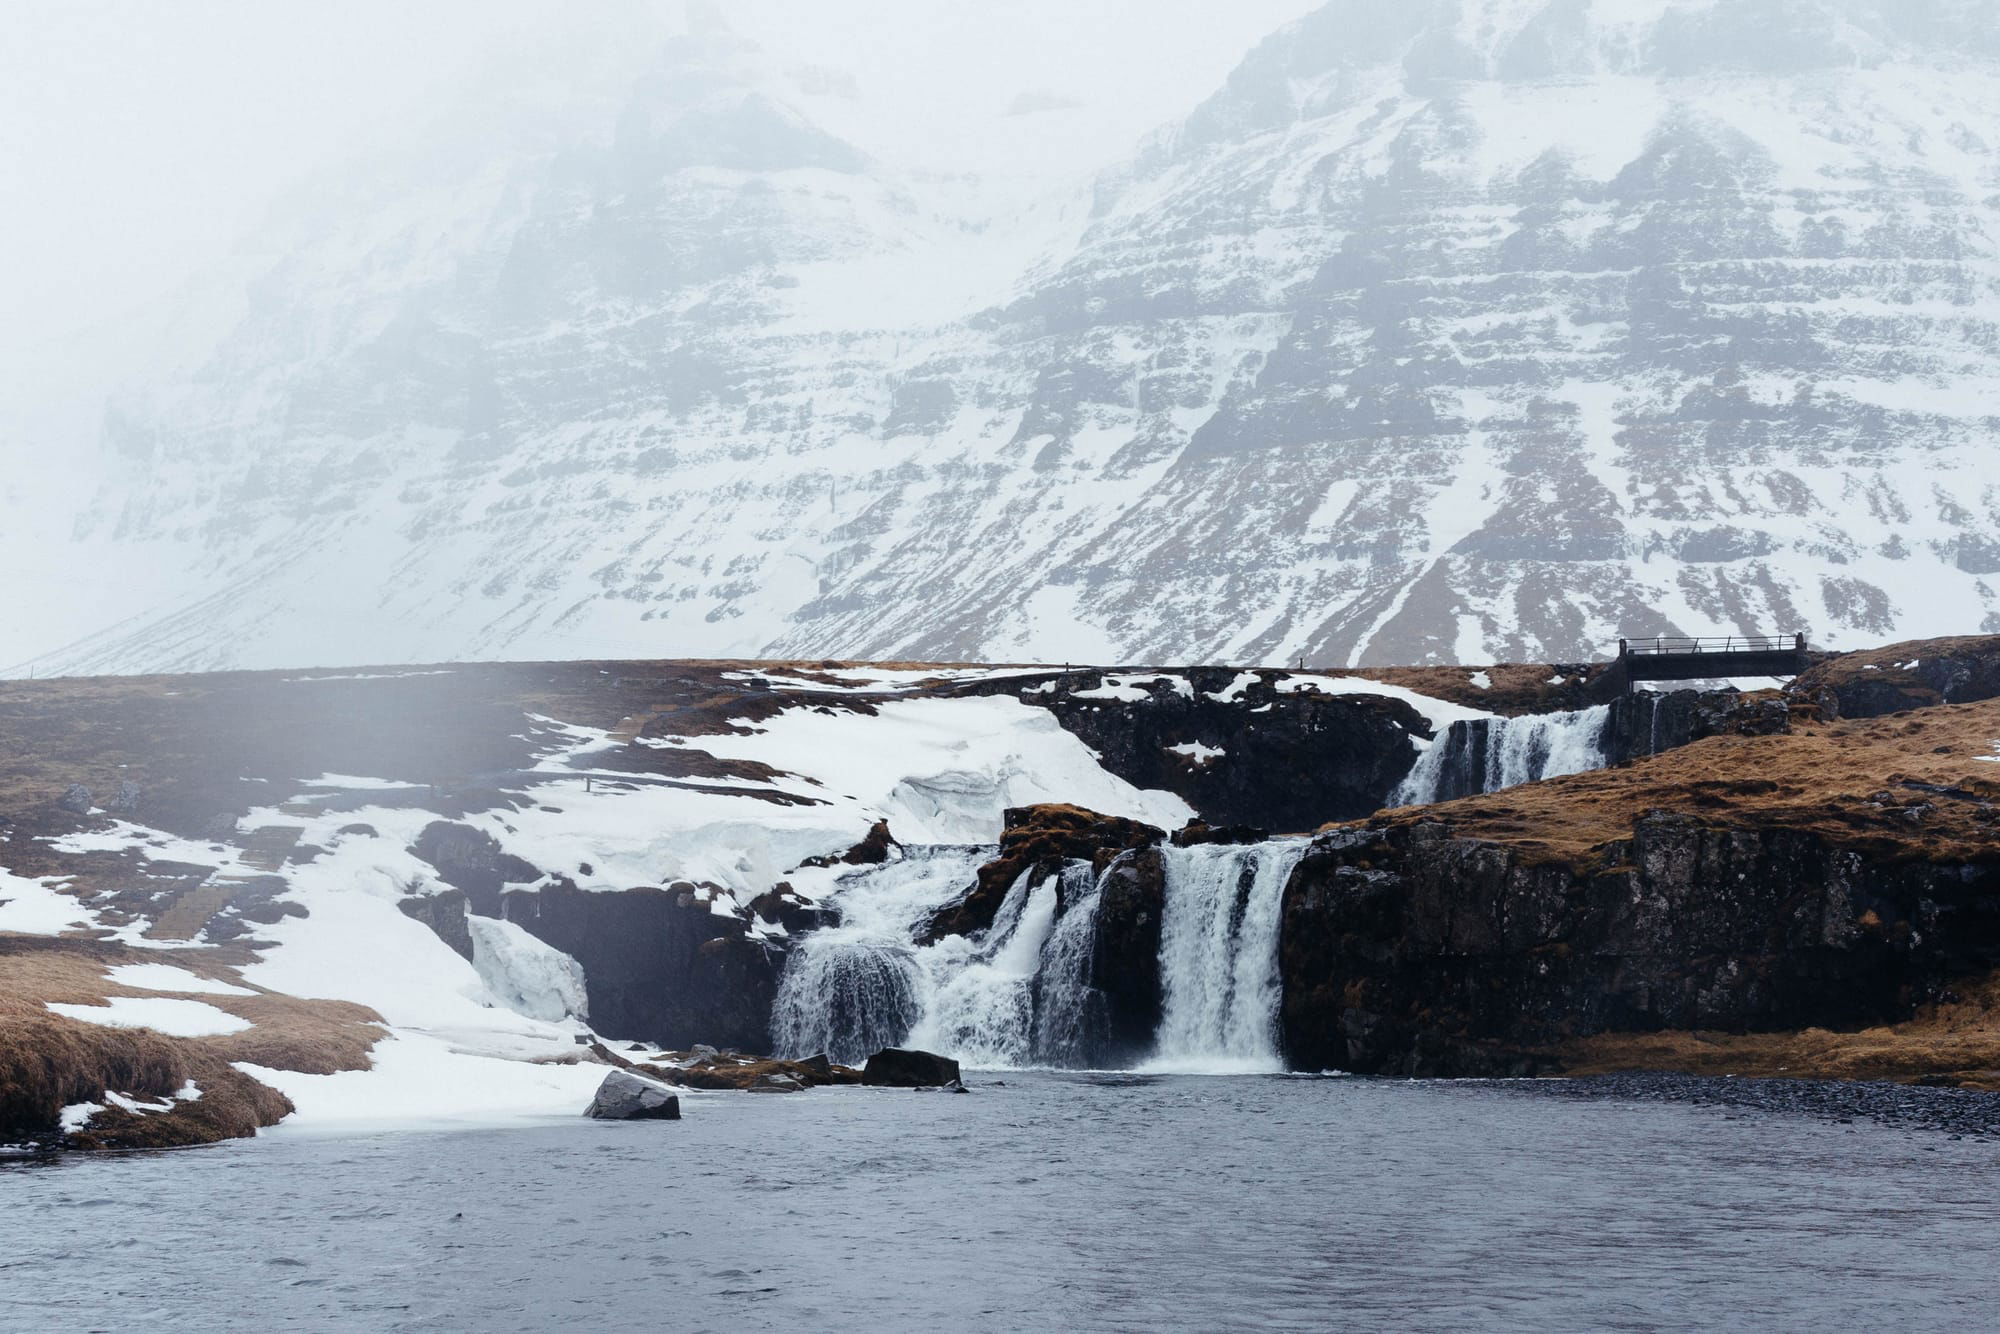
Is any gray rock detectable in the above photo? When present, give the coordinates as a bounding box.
[106,780,142,814]
[55,784,92,815]
[861,1047,961,1088]
[583,1069,681,1121]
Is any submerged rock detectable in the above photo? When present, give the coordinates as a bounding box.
[861,1048,961,1088]
[584,1069,681,1121]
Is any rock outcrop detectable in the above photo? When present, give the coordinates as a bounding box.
[860,1048,961,1088]
[1789,636,2000,720]
[919,803,1165,943]
[1011,671,1426,830]
[1600,689,1792,766]
[1279,814,2000,1077]
[584,1069,681,1120]
[498,880,782,1052]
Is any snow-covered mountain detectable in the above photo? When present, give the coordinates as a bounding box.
[18,0,2000,674]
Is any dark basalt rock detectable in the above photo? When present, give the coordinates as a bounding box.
[995,670,1426,831]
[498,879,782,1052]
[584,1069,681,1120]
[919,804,1165,943]
[1601,688,1791,766]
[746,882,836,934]
[408,820,544,914]
[1277,816,2000,1078]
[1790,637,2000,720]
[1086,846,1169,1065]
[861,1047,961,1088]
[796,818,897,869]
[399,888,474,962]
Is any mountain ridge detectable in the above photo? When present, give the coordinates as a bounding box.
[12,0,2000,676]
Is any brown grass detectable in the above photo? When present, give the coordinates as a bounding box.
[1347,661,1597,716]
[1557,971,2000,1088]
[0,933,382,1146]
[1364,696,2000,866]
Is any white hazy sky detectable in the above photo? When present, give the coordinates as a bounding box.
[0,0,1321,365]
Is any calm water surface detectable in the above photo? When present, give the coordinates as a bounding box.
[5,1073,1997,1332]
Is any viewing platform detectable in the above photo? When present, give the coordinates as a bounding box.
[1599,634,1815,694]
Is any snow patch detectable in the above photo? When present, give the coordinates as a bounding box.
[46,997,251,1037]
[103,963,257,996]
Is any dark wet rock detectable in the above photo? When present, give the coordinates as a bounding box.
[998,670,1425,831]
[747,882,835,934]
[335,823,379,839]
[642,1054,857,1091]
[1790,636,2000,720]
[1087,847,1169,1066]
[408,821,544,913]
[1172,821,1271,846]
[1602,688,1791,765]
[498,881,781,1051]
[862,1047,961,1088]
[1277,815,2000,1078]
[584,1069,681,1120]
[920,804,1164,943]
[797,818,897,869]
[398,889,474,962]
[586,1041,636,1070]
[56,785,92,816]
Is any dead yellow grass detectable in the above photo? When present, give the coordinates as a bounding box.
[0,933,383,1146]
[1558,972,2000,1088]
[1365,696,2000,866]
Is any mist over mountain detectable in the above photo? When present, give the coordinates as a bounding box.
[13,0,2000,674]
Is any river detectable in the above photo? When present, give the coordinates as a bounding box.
[5,1072,1997,1331]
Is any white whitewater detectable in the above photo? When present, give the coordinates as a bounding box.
[1392,703,1613,806]
[1144,840,1310,1074]
[769,846,988,1065]
[772,850,1109,1067]
[776,839,1315,1072]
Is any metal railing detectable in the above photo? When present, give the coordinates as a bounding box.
[1619,634,1805,657]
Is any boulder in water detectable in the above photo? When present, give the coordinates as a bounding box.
[861,1047,961,1088]
[584,1069,681,1120]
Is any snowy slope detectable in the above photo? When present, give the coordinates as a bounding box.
[14,0,2000,675]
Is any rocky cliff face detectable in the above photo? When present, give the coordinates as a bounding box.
[22,1,2000,676]
[1279,815,2000,1076]
[1788,634,2000,719]
[989,670,1427,832]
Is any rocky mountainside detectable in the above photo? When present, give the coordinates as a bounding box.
[21,0,2000,675]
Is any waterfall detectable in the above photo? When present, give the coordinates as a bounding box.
[774,838,1310,1073]
[1145,840,1309,1074]
[1392,703,1612,806]
[771,852,1112,1068]
[1030,865,1109,1066]
[769,845,986,1065]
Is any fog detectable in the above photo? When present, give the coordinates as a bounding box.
[0,0,1316,670]
[3,0,1992,675]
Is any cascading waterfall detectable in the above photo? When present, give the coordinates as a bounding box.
[773,839,1314,1073]
[1392,703,1613,806]
[771,852,1112,1068]
[769,846,986,1065]
[1144,840,1309,1073]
